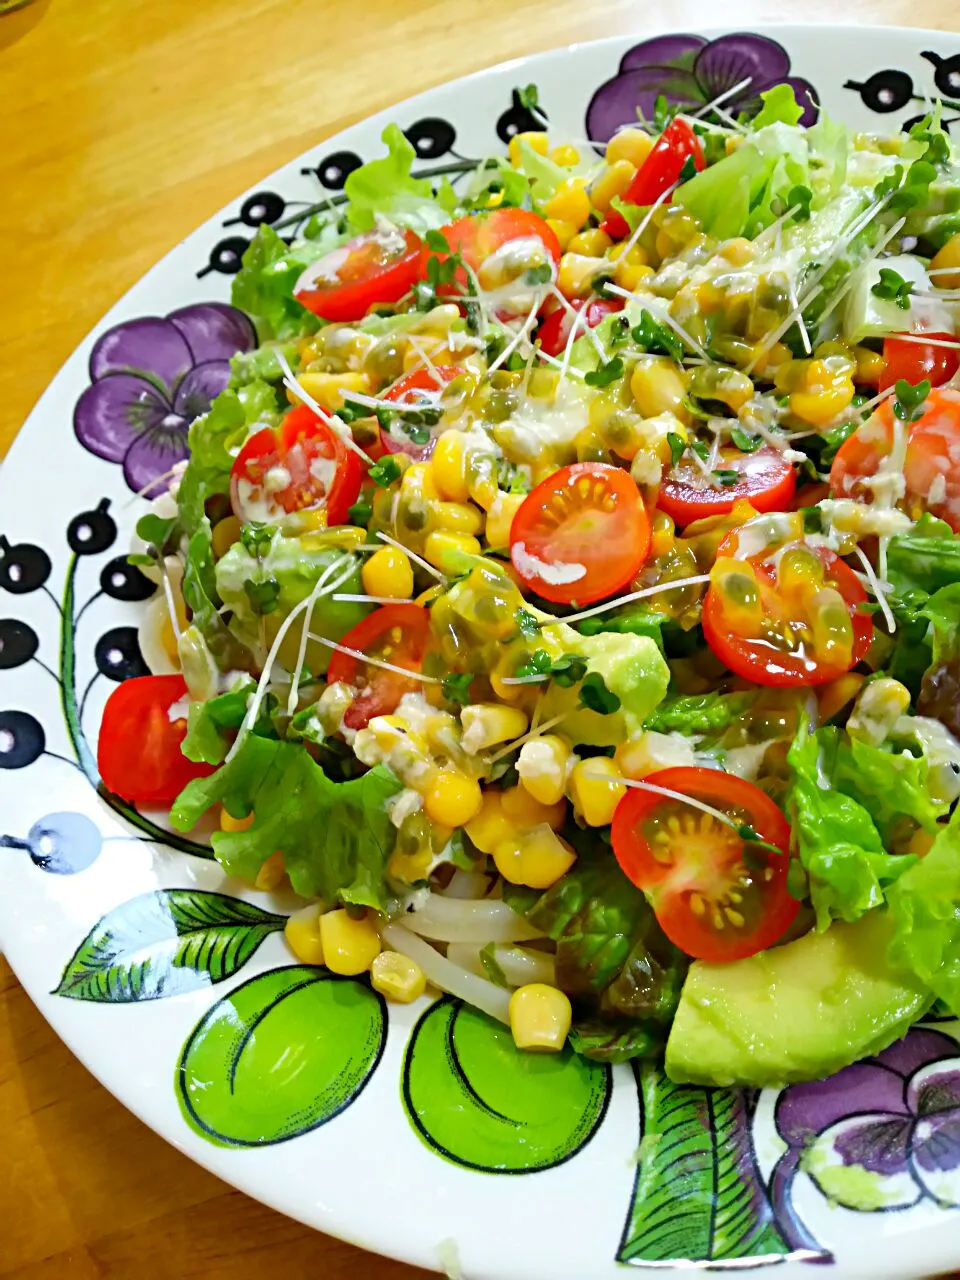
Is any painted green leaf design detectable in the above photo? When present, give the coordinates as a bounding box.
[177,966,385,1147]
[402,996,610,1173]
[54,890,285,1002]
[618,1063,789,1264]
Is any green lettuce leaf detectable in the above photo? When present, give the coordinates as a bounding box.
[231,224,335,341]
[568,1018,665,1064]
[344,123,455,234]
[833,735,948,837]
[886,515,960,595]
[181,679,266,765]
[751,84,804,129]
[644,690,755,736]
[170,736,403,910]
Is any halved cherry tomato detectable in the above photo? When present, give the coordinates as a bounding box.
[327,604,434,730]
[701,519,872,686]
[98,675,213,805]
[879,332,960,392]
[536,298,624,358]
[657,447,796,528]
[611,766,797,962]
[430,209,561,302]
[380,365,462,460]
[830,387,960,532]
[509,462,651,605]
[230,405,361,526]
[603,120,705,238]
[294,226,423,322]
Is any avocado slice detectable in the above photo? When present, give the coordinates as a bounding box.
[664,910,933,1087]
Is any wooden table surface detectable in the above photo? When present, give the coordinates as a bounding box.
[1,0,958,1276]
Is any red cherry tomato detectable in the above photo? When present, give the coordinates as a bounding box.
[830,387,960,532]
[603,120,705,237]
[327,604,435,730]
[509,462,651,605]
[657,447,797,528]
[230,405,361,526]
[294,226,422,322]
[97,675,213,805]
[380,365,463,460]
[701,523,873,687]
[611,766,797,962]
[879,332,960,392]
[536,298,625,358]
[430,209,561,301]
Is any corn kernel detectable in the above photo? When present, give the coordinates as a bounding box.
[501,784,566,831]
[852,345,886,386]
[569,757,626,826]
[485,492,525,549]
[517,734,571,806]
[212,516,242,559]
[589,159,637,215]
[434,501,484,536]
[493,823,576,889]
[817,672,866,723]
[254,850,286,891]
[616,730,697,779]
[615,262,654,292]
[371,951,427,1003]
[290,370,371,413]
[650,510,675,559]
[362,545,414,599]
[630,357,690,421]
[423,529,481,572]
[568,227,613,256]
[220,806,255,833]
[544,179,592,229]
[431,430,469,502]
[545,218,578,251]
[557,252,607,299]
[550,143,581,166]
[319,909,381,976]
[606,126,655,169]
[465,790,513,853]
[930,231,960,290]
[424,769,483,827]
[509,130,549,167]
[847,678,911,747]
[401,460,439,502]
[720,237,754,266]
[460,703,529,754]
[790,378,855,427]
[607,241,647,265]
[509,983,572,1051]
[284,903,325,966]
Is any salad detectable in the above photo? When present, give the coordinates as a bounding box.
[99,83,960,1086]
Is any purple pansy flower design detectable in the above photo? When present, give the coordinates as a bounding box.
[586,33,819,146]
[74,303,256,497]
[771,1029,960,1249]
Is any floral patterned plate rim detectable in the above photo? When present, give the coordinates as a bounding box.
[3,24,960,1280]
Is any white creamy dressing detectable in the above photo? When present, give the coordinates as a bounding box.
[512,541,586,586]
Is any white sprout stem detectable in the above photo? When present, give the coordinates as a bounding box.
[602,282,711,361]
[404,334,447,387]
[486,713,569,765]
[274,350,375,465]
[124,461,187,506]
[557,295,595,383]
[882,332,960,351]
[814,216,907,328]
[376,530,448,582]
[306,633,442,683]
[381,924,511,1024]
[586,772,746,833]
[859,383,898,413]
[158,559,182,645]
[557,574,711,626]
[333,387,440,415]
[691,76,754,121]
[616,182,677,261]
[332,593,414,605]
[535,348,588,381]
[753,205,801,248]
[853,546,897,634]
[547,285,608,363]
[787,277,812,355]
[486,293,542,376]
[744,284,824,374]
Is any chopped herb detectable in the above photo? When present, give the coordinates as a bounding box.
[893,377,931,424]
[666,432,686,467]
[338,399,370,424]
[243,576,280,615]
[730,426,762,453]
[578,672,621,715]
[871,268,914,310]
[515,607,540,638]
[712,469,740,487]
[442,672,475,705]
[631,311,683,361]
[689,439,710,462]
[524,263,553,286]
[787,184,813,220]
[678,154,698,183]
[584,356,625,388]
[652,94,672,131]
[505,351,527,372]
[368,457,403,488]
[517,83,540,113]
[347,500,372,526]
[801,506,823,534]
[239,521,276,558]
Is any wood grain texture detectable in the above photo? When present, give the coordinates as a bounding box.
[0,1,957,1276]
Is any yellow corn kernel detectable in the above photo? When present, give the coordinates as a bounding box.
[544,180,592,229]
[424,769,483,827]
[568,227,613,256]
[616,730,696,780]
[211,515,242,560]
[485,492,525,549]
[557,252,607,299]
[852,345,886,386]
[817,672,866,724]
[255,850,286,891]
[509,130,549,166]
[220,806,255,833]
[650,510,675,558]
[284,903,325,966]
[371,951,427,1003]
[790,378,855,427]
[501,784,566,831]
[569,757,626,827]
[431,430,469,502]
[388,844,434,884]
[509,983,572,1051]
[493,823,576,889]
[290,370,371,413]
[434,501,484,536]
[460,703,529,753]
[930,231,960,290]
[362,546,414,600]
[630,357,690,422]
[550,143,581,166]
[606,126,655,168]
[545,218,578,251]
[401,460,439,503]
[465,790,513,853]
[589,159,637,215]
[517,734,571,806]
[607,241,646,266]
[319,909,381,976]
[423,529,481,572]
[720,237,754,266]
[615,262,655,292]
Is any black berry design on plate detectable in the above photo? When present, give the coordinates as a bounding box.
[225,191,288,229]
[0,619,38,670]
[922,50,960,99]
[94,627,149,682]
[845,69,914,113]
[404,118,456,160]
[0,537,51,595]
[100,555,156,603]
[23,811,102,875]
[67,499,117,556]
[496,88,547,144]
[199,236,251,278]
[306,150,364,190]
[0,709,45,769]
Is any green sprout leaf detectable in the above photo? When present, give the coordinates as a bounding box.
[871,268,914,310]
[579,673,621,715]
[584,357,625,388]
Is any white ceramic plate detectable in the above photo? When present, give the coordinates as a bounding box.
[3,25,960,1279]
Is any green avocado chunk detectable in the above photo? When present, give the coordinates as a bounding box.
[664,910,932,1087]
